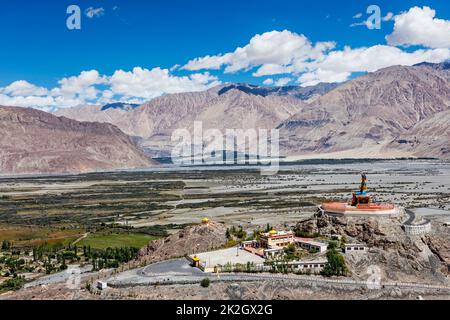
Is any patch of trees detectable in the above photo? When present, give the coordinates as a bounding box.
[1,240,12,251]
[0,275,25,292]
[283,244,304,261]
[294,230,321,238]
[90,223,186,238]
[321,241,348,277]
[85,246,139,271]
[226,226,247,241]
[200,278,210,288]
[245,224,274,241]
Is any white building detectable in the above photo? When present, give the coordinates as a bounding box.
[272,259,327,273]
[291,260,327,272]
[403,220,431,235]
[343,244,367,254]
[96,281,108,290]
[294,238,328,253]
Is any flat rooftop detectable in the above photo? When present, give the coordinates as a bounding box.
[261,230,294,237]
[294,237,328,247]
[190,247,265,268]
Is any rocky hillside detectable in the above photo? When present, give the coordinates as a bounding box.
[213,82,338,100]
[54,104,131,129]
[55,83,336,138]
[55,83,338,157]
[0,106,153,174]
[387,109,450,158]
[278,62,450,158]
[296,215,449,284]
[137,221,227,264]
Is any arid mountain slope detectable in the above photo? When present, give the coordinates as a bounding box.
[54,63,450,159]
[54,104,132,130]
[56,84,314,137]
[0,106,153,174]
[56,84,321,156]
[54,83,336,139]
[278,62,450,158]
[388,109,450,158]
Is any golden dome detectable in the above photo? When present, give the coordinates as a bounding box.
[201,217,210,224]
[269,230,277,235]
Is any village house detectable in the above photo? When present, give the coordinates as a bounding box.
[343,243,367,254]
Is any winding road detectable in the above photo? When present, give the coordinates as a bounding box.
[72,232,89,245]
[106,258,450,294]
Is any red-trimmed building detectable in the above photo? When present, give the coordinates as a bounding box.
[260,230,295,248]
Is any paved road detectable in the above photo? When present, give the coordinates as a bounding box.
[106,258,450,294]
[24,265,93,288]
[404,209,431,226]
[109,270,450,293]
[139,259,205,276]
[22,257,449,295]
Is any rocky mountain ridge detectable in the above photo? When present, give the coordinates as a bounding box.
[0,106,153,174]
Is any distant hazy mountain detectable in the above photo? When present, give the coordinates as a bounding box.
[414,61,450,71]
[216,82,339,100]
[55,103,133,127]
[278,62,450,158]
[0,106,153,174]
[101,102,139,111]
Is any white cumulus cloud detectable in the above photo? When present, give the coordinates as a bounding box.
[182,30,336,75]
[85,7,105,18]
[297,45,450,86]
[2,5,449,110]
[109,67,220,100]
[274,78,292,86]
[0,94,55,109]
[1,80,49,97]
[386,6,450,48]
[0,68,220,110]
[181,7,450,88]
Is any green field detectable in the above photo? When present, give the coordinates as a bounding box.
[0,224,83,247]
[78,233,158,249]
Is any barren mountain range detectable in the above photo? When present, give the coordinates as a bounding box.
[0,106,152,174]
[56,62,450,161]
[1,62,449,174]
[55,83,338,157]
[278,62,450,159]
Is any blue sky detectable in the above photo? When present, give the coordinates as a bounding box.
[0,0,449,109]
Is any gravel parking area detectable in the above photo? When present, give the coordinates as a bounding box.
[141,258,205,276]
[191,247,265,270]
